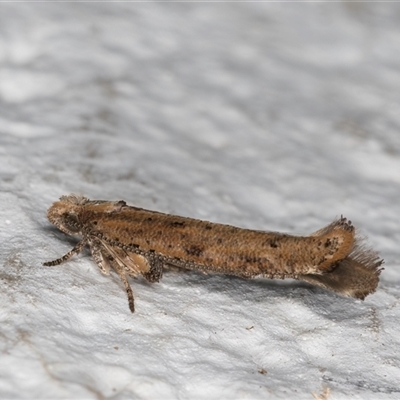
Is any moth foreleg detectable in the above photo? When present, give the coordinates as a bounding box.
[43,238,88,266]
[89,240,111,275]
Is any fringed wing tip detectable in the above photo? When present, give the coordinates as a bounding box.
[299,231,384,300]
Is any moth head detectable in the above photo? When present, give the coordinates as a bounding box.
[47,194,87,235]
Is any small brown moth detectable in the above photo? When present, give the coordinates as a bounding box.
[44,194,383,312]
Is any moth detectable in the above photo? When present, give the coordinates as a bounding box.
[44,194,384,313]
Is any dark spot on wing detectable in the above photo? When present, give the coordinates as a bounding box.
[184,245,204,257]
[170,221,186,227]
[262,239,279,248]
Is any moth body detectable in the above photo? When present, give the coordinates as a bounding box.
[44,195,383,312]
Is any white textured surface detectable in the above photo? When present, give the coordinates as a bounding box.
[1,3,399,399]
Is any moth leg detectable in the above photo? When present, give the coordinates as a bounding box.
[88,240,111,275]
[43,238,88,266]
[110,257,135,313]
[142,256,163,283]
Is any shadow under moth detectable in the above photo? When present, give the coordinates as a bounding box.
[44,194,384,312]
